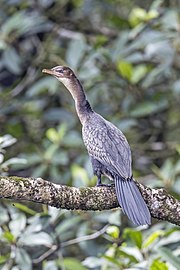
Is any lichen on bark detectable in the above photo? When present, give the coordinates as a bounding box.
[0,175,179,226]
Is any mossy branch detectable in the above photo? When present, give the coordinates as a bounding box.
[0,176,179,226]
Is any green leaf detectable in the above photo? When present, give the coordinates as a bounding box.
[83,257,104,268]
[117,249,138,263]
[130,100,168,117]
[146,10,159,20]
[44,108,75,125]
[63,130,82,148]
[152,158,177,184]
[0,254,10,265]
[27,77,58,97]
[16,248,32,270]
[43,261,58,270]
[0,134,17,148]
[0,153,4,164]
[32,164,48,178]
[55,216,81,235]
[60,258,87,270]
[71,164,90,186]
[9,213,26,237]
[44,144,59,160]
[117,61,133,81]
[103,255,121,266]
[164,227,180,237]
[160,159,175,181]
[3,47,22,74]
[118,246,142,262]
[79,51,100,80]
[66,35,86,69]
[13,203,37,216]
[173,79,180,95]
[23,215,45,234]
[95,35,108,48]
[150,259,168,270]
[19,232,53,246]
[129,7,158,27]
[3,231,16,243]
[1,11,27,36]
[123,228,142,249]
[158,247,180,269]
[50,165,61,180]
[129,7,147,26]
[131,65,148,84]
[143,230,164,248]
[1,11,51,38]
[51,151,68,166]
[46,128,60,143]
[106,226,119,239]
[20,153,42,167]
[2,157,27,168]
[0,40,6,50]
[108,210,121,226]
[46,124,67,145]
[57,123,67,140]
[0,206,9,225]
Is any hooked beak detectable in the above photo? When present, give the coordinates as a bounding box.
[42,68,57,76]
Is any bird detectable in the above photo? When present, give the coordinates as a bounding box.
[42,66,151,226]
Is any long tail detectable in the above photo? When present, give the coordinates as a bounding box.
[115,176,151,225]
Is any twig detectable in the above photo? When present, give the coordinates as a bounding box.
[61,224,109,247]
[33,245,57,264]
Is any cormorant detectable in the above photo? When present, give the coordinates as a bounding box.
[42,66,151,226]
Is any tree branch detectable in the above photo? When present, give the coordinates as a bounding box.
[0,176,179,226]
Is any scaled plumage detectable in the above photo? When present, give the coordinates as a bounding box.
[42,66,151,226]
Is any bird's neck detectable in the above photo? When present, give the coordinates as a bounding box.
[61,77,93,124]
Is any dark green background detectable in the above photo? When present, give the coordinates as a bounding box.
[0,0,179,269]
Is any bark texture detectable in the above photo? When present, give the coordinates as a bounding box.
[0,176,179,226]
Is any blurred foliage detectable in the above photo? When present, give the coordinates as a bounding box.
[0,0,180,269]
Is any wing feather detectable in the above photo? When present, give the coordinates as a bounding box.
[82,116,132,179]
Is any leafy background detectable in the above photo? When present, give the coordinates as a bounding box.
[0,0,180,269]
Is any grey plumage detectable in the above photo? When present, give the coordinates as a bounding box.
[42,66,151,226]
[83,112,151,225]
[83,113,132,179]
[115,177,151,225]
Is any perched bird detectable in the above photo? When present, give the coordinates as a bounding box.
[42,66,151,226]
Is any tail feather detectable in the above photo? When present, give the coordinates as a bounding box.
[128,179,150,225]
[115,176,151,225]
[124,180,142,225]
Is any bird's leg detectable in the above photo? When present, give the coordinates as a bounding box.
[96,173,114,187]
[96,174,102,186]
[92,158,114,187]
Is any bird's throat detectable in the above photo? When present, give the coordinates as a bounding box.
[60,77,93,124]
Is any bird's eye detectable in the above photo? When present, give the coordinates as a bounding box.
[57,69,63,73]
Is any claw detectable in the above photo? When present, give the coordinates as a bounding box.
[96,183,115,187]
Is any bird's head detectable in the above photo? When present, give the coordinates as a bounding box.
[42,65,85,103]
[42,66,75,82]
[42,65,89,122]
